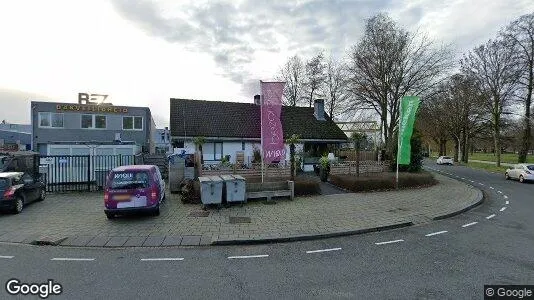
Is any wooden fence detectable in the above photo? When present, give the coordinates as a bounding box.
[337,150,377,161]
[329,160,390,175]
[201,162,290,178]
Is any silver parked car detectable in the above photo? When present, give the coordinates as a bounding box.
[505,164,534,183]
[436,156,454,165]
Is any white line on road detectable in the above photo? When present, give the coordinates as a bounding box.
[306,248,342,254]
[425,231,448,237]
[503,195,508,199]
[141,258,184,261]
[469,180,475,183]
[51,258,95,261]
[478,183,485,186]
[489,186,495,190]
[486,214,496,219]
[0,255,14,259]
[506,201,509,205]
[461,177,466,180]
[500,207,507,212]
[228,255,269,259]
[375,239,404,245]
[497,191,503,194]
[462,222,478,228]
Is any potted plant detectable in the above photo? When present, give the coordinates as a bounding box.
[319,156,330,182]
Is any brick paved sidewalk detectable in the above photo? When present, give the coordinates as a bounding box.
[0,173,482,247]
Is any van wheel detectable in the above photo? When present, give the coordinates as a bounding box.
[153,205,160,216]
[37,189,46,201]
[13,197,24,214]
[106,212,115,219]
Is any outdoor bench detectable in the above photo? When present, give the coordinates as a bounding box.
[246,180,294,201]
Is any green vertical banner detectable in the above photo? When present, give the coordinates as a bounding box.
[398,96,421,165]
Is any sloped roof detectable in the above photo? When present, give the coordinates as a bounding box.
[169,98,347,141]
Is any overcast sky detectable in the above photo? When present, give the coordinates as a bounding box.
[0,0,531,127]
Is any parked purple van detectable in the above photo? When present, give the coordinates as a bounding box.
[104,165,165,219]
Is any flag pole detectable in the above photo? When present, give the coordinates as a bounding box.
[396,101,402,190]
[260,81,264,183]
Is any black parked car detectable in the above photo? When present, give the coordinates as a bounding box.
[0,172,45,214]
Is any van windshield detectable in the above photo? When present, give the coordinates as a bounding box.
[0,178,9,189]
[110,171,150,189]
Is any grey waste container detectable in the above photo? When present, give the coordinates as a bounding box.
[220,175,246,204]
[95,169,110,190]
[198,176,223,206]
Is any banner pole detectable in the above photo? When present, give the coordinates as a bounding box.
[396,101,402,190]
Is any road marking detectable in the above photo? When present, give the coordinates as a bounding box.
[461,177,466,180]
[0,255,14,259]
[497,191,503,194]
[503,195,508,199]
[141,258,184,261]
[462,222,478,228]
[500,207,507,212]
[306,248,342,254]
[505,201,509,205]
[228,255,269,259]
[486,214,496,219]
[469,180,475,183]
[425,231,448,237]
[478,183,485,186]
[375,239,404,245]
[51,258,95,261]
[489,186,495,190]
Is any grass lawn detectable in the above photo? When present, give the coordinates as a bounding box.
[459,161,509,174]
[468,153,534,164]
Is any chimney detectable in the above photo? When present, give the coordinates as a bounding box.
[254,94,261,105]
[314,99,325,121]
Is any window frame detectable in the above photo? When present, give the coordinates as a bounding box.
[122,116,143,131]
[38,112,64,128]
[81,114,107,130]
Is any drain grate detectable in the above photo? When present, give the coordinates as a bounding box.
[189,211,210,217]
[229,217,251,224]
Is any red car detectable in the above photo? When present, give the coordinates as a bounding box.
[104,165,166,219]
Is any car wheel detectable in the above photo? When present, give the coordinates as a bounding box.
[505,173,510,180]
[37,189,46,201]
[519,175,525,183]
[105,212,115,219]
[13,197,24,214]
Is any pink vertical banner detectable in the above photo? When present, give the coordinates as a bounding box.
[261,81,286,163]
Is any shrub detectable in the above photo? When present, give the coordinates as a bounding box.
[180,179,201,204]
[330,171,437,192]
[294,178,321,196]
[391,129,424,172]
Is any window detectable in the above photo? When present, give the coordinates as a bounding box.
[214,142,223,160]
[172,140,184,148]
[39,112,63,128]
[81,115,106,129]
[123,116,143,130]
[242,142,245,151]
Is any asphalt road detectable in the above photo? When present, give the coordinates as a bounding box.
[0,160,533,299]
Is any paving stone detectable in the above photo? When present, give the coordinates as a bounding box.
[161,236,183,246]
[105,237,129,247]
[142,236,165,247]
[180,236,201,246]
[61,236,95,247]
[86,236,111,247]
[123,237,148,247]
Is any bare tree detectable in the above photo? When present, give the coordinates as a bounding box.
[304,51,326,107]
[278,55,306,106]
[347,13,453,155]
[461,39,523,167]
[502,13,534,163]
[323,56,348,119]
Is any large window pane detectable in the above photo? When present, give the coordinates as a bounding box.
[51,113,63,127]
[214,142,223,160]
[81,115,93,128]
[95,115,106,129]
[39,112,50,127]
[134,117,143,130]
[123,117,133,130]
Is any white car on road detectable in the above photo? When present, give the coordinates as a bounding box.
[436,156,454,165]
[505,164,534,183]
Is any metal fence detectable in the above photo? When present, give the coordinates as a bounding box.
[329,160,391,176]
[39,155,136,192]
[201,161,290,178]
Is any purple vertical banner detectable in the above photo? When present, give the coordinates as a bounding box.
[261,81,286,163]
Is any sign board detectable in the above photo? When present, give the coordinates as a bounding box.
[56,104,128,114]
[78,93,111,105]
[58,158,68,164]
[40,157,54,165]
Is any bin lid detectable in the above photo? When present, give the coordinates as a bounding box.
[198,176,211,182]
[208,175,223,182]
[219,175,235,181]
[232,175,245,181]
